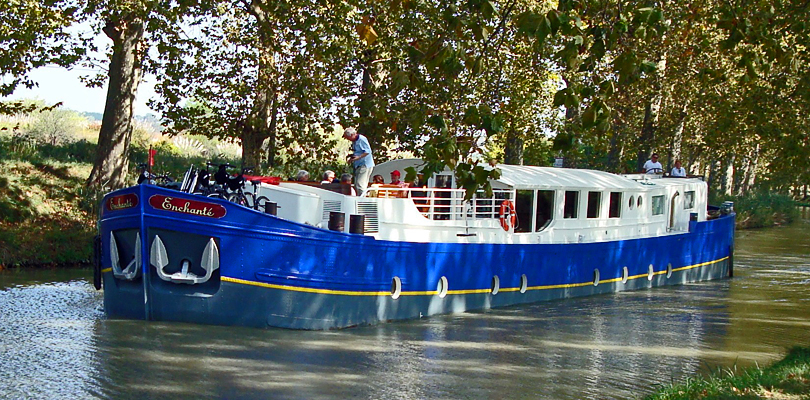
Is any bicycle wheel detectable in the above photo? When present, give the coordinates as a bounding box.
[227,192,250,207]
[207,192,227,200]
[254,195,270,211]
[243,192,256,209]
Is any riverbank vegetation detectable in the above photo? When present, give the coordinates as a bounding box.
[645,346,810,400]
[712,193,801,230]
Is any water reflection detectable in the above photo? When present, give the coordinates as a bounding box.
[1,221,809,399]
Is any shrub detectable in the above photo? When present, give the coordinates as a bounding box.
[18,107,88,146]
[713,192,799,229]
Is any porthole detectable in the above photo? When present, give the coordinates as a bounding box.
[519,274,528,293]
[437,276,448,298]
[637,196,643,208]
[666,263,673,278]
[391,277,402,299]
[491,275,500,295]
[628,197,635,210]
[593,269,600,286]
[622,266,628,284]
[647,264,654,281]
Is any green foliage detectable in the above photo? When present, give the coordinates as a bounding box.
[0,134,96,164]
[5,0,809,197]
[645,346,810,399]
[712,192,799,229]
[17,107,88,146]
[0,0,89,114]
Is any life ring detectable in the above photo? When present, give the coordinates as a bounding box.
[499,200,517,231]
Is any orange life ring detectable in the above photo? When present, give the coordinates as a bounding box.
[499,200,517,231]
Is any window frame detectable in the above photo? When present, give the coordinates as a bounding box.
[535,190,555,231]
[586,191,602,219]
[684,190,695,209]
[651,195,665,216]
[563,190,579,219]
[608,192,622,218]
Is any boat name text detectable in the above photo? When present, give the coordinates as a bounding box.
[148,195,227,218]
[106,194,139,211]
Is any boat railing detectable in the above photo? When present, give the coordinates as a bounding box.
[365,187,514,221]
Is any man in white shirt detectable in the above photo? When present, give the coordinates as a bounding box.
[642,153,663,174]
[670,160,687,177]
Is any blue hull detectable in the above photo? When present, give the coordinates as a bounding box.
[99,185,735,329]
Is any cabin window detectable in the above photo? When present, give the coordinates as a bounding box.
[535,190,555,231]
[433,175,453,220]
[651,195,665,215]
[515,190,533,233]
[609,192,622,218]
[586,191,601,218]
[628,196,635,210]
[637,195,643,208]
[684,191,695,209]
[564,191,579,219]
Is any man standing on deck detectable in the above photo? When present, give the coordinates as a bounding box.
[343,127,374,196]
[642,153,663,174]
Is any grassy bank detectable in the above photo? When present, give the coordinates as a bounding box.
[0,136,238,268]
[0,139,99,268]
[0,162,96,268]
[645,346,810,399]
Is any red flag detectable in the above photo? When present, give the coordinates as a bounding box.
[148,148,157,167]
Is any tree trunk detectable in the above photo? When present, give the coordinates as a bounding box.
[740,143,759,195]
[669,100,688,170]
[86,16,144,190]
[607,105,628,172]
[265,92,278,167]
[503,127,524,165]
[245,0,277,170]
[636,99,660,171]
[357,48,386,156]
[721,154,734,196]
[636,51,667,172]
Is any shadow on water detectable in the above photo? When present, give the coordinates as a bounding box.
[1,221,810,399]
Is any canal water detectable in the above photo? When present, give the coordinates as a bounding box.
[1,222,809,400]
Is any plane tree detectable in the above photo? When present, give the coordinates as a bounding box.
[82,0,218,190]
[0,0,87,115]
[149,0,358,169]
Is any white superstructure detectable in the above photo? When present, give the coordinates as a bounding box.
[251,159,708,245]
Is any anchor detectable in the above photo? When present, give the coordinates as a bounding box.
[110,232,141,280]
[150,235,220,285]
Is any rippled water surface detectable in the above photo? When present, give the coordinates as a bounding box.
[2,221,809,399]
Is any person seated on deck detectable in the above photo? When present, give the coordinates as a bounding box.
[340,173,357,196]
[296,170,310,182]
[389,170,409,188]
[385,170,410,198]
[367,175,385,197]
[670,160,687,177]
[320,170,335,184]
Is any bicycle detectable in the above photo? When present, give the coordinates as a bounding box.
[137,163,177,188]
[247,179,273,212]
[225,166,256,208]
[204,162,255,208]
